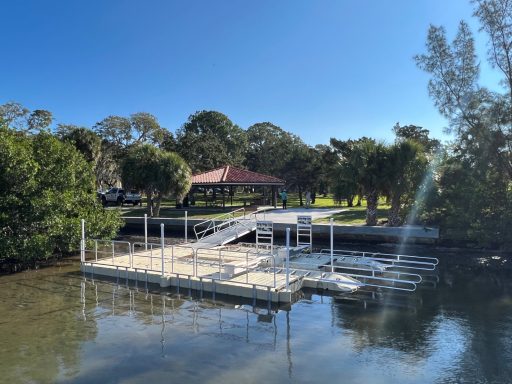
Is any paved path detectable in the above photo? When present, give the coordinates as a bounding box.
[256,207,346,224]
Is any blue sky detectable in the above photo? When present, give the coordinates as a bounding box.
[0,1,503,145]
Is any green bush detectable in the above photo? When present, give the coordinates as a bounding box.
[0,129,123,266]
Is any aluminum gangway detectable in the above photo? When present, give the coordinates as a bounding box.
[191,208,264,249]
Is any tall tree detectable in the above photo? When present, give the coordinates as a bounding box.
[94,112,169,148]
[175,111,247,173]
[121,144,191,217]
[416,0,512,246]
[331,162,359,207]
[245,122,300,178]
[0,102,29,129]
[93,112,170,188]
[282,144,321,206]
[383,140,427,226]
[330,137,374,206]
[121,144,160,216]
[0,102,52,133]
[315,144,339,195]
[474,0,512,101]
[27,109,53,133]
[57,125,102,166]
[94,115,132,148]
[153,152,192,216]
[392,123,441,153]
[350,139,388,226]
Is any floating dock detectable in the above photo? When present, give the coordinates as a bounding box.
[80,210,439,304]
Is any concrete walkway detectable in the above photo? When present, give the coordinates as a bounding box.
[257,207,347,224]
[123,207,439,243]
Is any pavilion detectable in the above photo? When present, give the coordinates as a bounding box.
[191,165,285,208]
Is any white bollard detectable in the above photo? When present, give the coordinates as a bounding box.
[286,227,290,291]
[144,214,148,250]
[185,211,188,243]
[81,219,85,262]
[160,223,165,276]
[330,218,334,272]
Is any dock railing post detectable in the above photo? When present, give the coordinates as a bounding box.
[330,218,334,272]
[160,223,165,277]
[81,219,85,262]
[286,228,290,291]
[144,214,148,250]
[185,211,188,243]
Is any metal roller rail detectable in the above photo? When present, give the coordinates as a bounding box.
[319,249,439,271]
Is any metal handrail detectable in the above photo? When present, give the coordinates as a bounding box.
[320,248,439,264]
[90,239,132,264]
[285,258,422,284]
[132,242,163,270]
[193,207,247,240]
[320,249,439,269]
[286,265,418,292]
[328,254,436,272]
[195,247,277,289]
[248,209,268,221]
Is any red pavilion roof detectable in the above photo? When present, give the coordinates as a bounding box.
[191,166,285,186]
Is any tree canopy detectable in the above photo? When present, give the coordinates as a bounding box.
[245,122,302,178]
[175,111,247,173]
[94,112,168,148]
[121,144,191,217]
[415,0,512,247]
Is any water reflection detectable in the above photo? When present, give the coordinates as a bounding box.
[0,265,98,383]
[0,260,511,383]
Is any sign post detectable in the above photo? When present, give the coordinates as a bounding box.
[256,221,273,252]
[297,215,312,250]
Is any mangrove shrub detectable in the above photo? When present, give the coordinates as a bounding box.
[0,128,123,267]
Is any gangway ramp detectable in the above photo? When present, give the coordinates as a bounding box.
[192,208,259,248]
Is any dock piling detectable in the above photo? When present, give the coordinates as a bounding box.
[144,214,148,250]
[160,223,165,277]
[81,219,85,262]
[286,228,290,291]
[185,211,188,243]
[330,218,334,272]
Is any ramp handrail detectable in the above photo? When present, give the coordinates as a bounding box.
[194,208,247,240]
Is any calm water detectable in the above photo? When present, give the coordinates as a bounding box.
[1,245,511,384]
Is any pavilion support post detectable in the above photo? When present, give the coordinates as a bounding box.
[272,186,277,208]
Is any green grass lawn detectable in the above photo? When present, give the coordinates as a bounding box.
[284,193,340,209]
[115,193,390,225]
[315,205,391,225]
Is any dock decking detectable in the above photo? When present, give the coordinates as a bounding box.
[83,245,301,303]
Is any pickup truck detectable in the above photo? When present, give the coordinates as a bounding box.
[101,188,142,206]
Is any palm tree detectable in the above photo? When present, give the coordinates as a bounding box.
[383,140,427,226]
[121,144,192,217]
[331,162,358,206]
[154,151,192,217]
[350,139,387,226]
